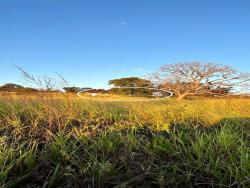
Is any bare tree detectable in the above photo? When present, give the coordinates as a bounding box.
[14,65,69,91]
[152,62,250,100]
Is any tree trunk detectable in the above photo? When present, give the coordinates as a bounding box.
[177,93,188,100]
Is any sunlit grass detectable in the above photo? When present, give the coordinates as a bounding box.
[0,93,249,187]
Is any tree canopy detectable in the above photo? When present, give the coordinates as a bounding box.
[0,83,38,92]
[152,62,250,100]
[63,87,85,93]
[109,77,153,96]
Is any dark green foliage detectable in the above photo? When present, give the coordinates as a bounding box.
[63,87,84,93]
[0,83,38,92]
[109,77,153,96]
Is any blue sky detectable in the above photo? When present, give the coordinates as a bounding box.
[1,0,250,88]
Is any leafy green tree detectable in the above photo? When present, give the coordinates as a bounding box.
[63,87,84,93]
[0,83,38,92]
[108,77,153,96]
[0,83,24,92]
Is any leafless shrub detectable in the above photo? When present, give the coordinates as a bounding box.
[14,64,69,91]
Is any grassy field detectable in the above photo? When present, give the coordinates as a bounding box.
[77,92,159,101]
[0,93,250,187]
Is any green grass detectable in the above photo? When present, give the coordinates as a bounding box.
[0,94,250,187]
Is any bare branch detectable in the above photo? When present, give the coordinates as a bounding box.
[14,64,69,91]
[151,62,250,100]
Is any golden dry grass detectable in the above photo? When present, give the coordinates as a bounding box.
[0,92,250,187]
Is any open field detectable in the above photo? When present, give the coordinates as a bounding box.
[0,93,250,187]
[77,92,158,101]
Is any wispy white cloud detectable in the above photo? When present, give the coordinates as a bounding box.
[119,68,128,72]
[117,22,126,26]
[132,68,144,72]
[119,67,145,73]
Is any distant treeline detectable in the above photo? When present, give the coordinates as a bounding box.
[8,61,250,100]
[0,83,39,92]
[0,83,60,93]
[63,77,155,96]
[0,79,241,98]
[0,77,156,97]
